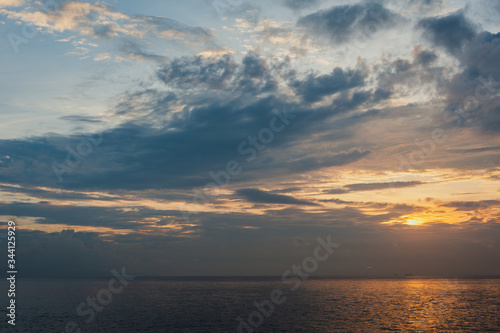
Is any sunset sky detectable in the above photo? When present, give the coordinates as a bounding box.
[0,0,499,277]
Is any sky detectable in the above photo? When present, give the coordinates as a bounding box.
[0,0,499,277]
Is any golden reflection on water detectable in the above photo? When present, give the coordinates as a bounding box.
[14,278,500,332]
[402,279,461,331]
[298,278,498,332]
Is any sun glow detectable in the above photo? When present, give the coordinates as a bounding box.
[405,218,424,226]
[384,214,428,226]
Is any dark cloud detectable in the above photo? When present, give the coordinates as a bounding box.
[59,115,103,123]
[402,0,445,11]
[461,32,500,78]
[373,88,392,101]
[290,67,366,103]
[12,229,119,277]
[2,198,499,277]
[0,52,374,191]
[446,146,500,154]
[323,188,349,195]
[283,0,320,10]
[157,54,237,89]
[119,40,169,62]
[374,49,446,101]
[0,184,116,202]
[111,15,215,61]
[143,15,214,41]
[334,90,373,112]
[0,201,184,229]
[418,12,476,55]
[288,148,371,173]
[409,0,442,4]
[157,52,279,94]
[482,105,500,132]
[346,181,424,191]
[270,187,303,194]
[91,23,116,39]
[392,59,412,73]
[439,31,500,132]
[319,198,352,204]
[442,200,500,211]
[324,181,425,194]
[7,218,500,277]
[412,45,438,66]
[236,188,319,206]
[297,2,398,44]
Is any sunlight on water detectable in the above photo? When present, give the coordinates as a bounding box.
[4,278,499,332]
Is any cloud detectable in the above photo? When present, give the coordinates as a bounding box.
[118,40,169,62]
[13,229,118,277]
[290,67,366,103]
[324,181,425,194]
[0,201,182,229]
[346,181,425,192]
[0,183,119,202]
[442,200,500,211]
[482,105,500,132]
[1,2,135,37]
[0,0,24,8]
[461,31,500,78]
[323,188,349,195]
[1,0,500,281]
[446,146,500,154]
[0,51,372,192]
[0,1,215,58]
[283,0,320,10]
[439,30,500,132]
[142,15,213,42]
[297,2,398,44]
[418,11,476,55]
[59,115,103,123]
[372,47,447,103]
[411,44,438,66]
[236,188,319,206]
[287,148,371,173]
[156,52,281,95]
[157,54,237,90]
[7,215,500,277]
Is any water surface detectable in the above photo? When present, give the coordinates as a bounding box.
[2,278,499,332]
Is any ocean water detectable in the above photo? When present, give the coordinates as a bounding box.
[2,278,499,332]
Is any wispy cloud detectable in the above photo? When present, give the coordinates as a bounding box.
[236,188,319,206]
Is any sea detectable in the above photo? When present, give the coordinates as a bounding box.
[1,277,499,332]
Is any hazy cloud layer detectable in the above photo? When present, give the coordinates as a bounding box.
[298,2,399,43]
